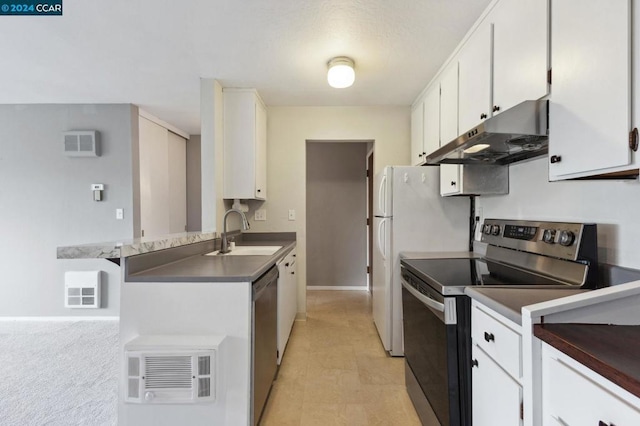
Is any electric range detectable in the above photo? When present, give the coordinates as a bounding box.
[400,219,598,426]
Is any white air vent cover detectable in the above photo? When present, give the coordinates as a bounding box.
[63,130,100,157]
[124,335,225,404]
[64,271,100,309]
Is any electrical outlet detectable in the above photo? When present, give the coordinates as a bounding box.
[255,209,267,221]
[288,209,296,221]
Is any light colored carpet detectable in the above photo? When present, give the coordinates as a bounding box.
[0,320,119,426]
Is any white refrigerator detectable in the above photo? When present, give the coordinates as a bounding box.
[372,166,470,356]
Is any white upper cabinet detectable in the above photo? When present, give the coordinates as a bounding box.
[423,83,441,159]
[223,88,267,200]
[439,63,463,196]
[549,0,633,180]
[458,20,493,133]
[492,0,549,114]
[411,83,440,166]
[410,100,425,165]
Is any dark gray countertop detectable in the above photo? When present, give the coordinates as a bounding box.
[466,287,589,325]
[125,233,296,283]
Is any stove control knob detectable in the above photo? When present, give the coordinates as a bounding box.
[483,224,492,234]
[559,230,575,247]
[542,229,556,244]
[491,225,501,236]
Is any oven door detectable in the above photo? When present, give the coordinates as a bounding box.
[401,275,463,426]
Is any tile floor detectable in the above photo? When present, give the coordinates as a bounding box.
[260,290,421,425]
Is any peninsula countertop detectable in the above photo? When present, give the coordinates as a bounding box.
[57,231,218,259]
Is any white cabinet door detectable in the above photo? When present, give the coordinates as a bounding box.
[492,0,548,114]
[472,345,523,426]
[543,344,640,425]
[277,249,297,364]
[458,20,492,133]
[440,62,459,145]
[423,83,440,158]
[439,63,463,196]
[549,0,631,179]
[411,101,425,165]
[223,89,267,200]
[254,99,267,199]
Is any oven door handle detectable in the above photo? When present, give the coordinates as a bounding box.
[401,278,447,323]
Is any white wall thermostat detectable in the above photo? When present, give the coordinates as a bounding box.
[65,271,101,309]
[91,183,104,201]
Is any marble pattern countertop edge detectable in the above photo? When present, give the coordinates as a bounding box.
[56,231,218,259]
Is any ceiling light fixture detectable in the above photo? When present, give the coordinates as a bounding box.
[327,57,355,88]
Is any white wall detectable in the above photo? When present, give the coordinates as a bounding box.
[0,104,137,316]
[477,157,640,269]
[248,106,410,315]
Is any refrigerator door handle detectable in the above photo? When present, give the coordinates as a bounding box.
[377,218,386,260]
[378,174,387,216]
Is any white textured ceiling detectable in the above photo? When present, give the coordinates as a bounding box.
[0,0,491,134]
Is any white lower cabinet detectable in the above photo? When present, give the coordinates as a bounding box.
[277,248,297,364]
[472,345,523,426]
[542,343,640,425]
[471,300,523,426]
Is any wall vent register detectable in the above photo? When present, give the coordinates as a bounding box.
[63,130,100,157]
[64,271,100,309]
[124,335,225,404]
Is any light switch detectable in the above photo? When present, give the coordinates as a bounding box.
[288,209,296,221]
[116,209,124,220]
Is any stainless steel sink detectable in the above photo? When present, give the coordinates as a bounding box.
[205,245,282,256]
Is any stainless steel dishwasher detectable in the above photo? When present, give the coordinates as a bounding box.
[252,265,278,426]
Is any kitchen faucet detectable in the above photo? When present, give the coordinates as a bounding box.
[219,208,250,254]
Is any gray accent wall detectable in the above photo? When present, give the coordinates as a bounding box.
[306,142,368,287]
[0,104,137,316]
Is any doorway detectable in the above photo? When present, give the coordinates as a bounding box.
[306,141,370,290]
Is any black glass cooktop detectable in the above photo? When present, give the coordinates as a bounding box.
[401,257,572,296]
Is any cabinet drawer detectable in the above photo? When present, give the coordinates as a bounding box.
[471,303,521,379]
[543,344,640,425]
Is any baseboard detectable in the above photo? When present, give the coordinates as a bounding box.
[295,312,307,321]
[0,316,120,321]
[307,286,368,291]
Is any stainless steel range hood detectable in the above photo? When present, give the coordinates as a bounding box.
[426,100,548,165]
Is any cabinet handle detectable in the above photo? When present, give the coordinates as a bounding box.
[418,153,423,158]
[257,189,262,193]
[483,332,495,342]
[451,181,456,186]
[291,271,295,275]
[285,262,290,267]
[598,422,609,426]
[492,105,501,113]
[550,155,562,164]
[480,113,487,119]
[471,359,479,368]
